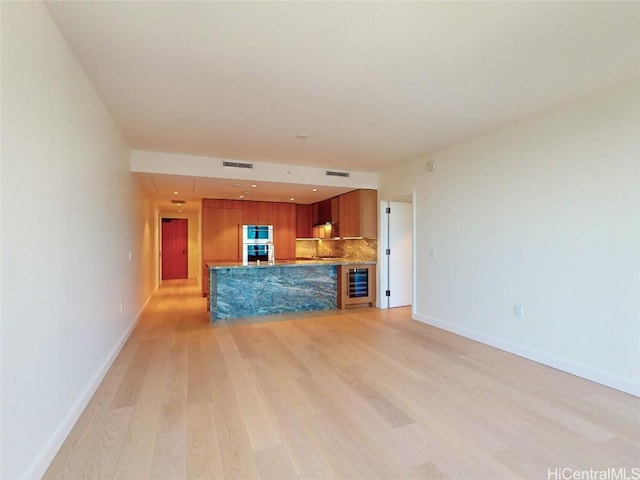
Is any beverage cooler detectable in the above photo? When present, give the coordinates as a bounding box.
[338,264,376,309]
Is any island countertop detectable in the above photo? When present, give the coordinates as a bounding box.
[206,258,376,269]
[206,259,376,320]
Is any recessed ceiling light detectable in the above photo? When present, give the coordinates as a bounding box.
[178,210,183,213]
[251,184,257,188]
[244,191,251,195]
[312,188,317,192]
[173,191,179,195]
[296,134,308,140]
[290,197,295,201]
[239,195,244,199]
[232,183,242,187]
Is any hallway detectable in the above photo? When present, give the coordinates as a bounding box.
[44,281,639,479]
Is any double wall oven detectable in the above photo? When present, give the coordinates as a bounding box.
[242,225,274,264]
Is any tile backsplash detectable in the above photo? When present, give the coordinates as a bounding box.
[295,238,378,262]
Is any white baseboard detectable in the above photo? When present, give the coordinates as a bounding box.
[413,313,639,397]
[25,291,156,480]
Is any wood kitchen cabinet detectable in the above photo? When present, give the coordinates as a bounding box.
[315,197,340,225]
[309,196,340,237]
[331,196,340,224]
[257,202,273,224]
[242,201,258,225]
[201,199,242,296]
[202,199,296,293]
[273,202,296,260]
[295,204,312,238]
[202,198,243,209]
[313,198,332,225]
[242,200,274,225]
[338,189,378,238]
[243,200,297,259]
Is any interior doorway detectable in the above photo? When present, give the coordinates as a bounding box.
[383,197,413,308]
[161,218,188,280]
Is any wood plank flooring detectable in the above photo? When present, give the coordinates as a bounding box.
[44,279,640,479]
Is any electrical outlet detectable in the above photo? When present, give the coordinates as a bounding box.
[513,304,524,318]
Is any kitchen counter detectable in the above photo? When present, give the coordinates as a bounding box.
[206,259,376,321]
[206,258,376,269]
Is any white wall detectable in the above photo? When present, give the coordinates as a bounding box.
[0,3,156,478]
[135,186,161,302]
[379,80,640,395]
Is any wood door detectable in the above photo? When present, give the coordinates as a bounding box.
[162,218,188,280]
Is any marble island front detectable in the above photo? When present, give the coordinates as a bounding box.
[207,259,375,321]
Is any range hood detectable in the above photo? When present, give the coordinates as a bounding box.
[312,222,337,239]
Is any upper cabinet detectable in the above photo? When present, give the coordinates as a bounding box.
[312,198,332,225]
[315,197,340,224]
[296,204,313,238]
[331,196,340,224]
[338,189,378,238]
[202,198,243,209]
[257,202,273,225]
[242,201,273,225]
[299,189,378,239]
[242,201,258,224]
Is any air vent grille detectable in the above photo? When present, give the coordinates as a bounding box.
[171,199,186,204]
[223,161,254,169]
[326,170,350,178]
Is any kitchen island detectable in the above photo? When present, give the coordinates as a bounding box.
[207,259,375,321]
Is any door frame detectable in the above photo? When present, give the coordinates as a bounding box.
[378,192,415,311]
[161,217,189,280]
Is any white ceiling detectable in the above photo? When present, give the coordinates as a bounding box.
[45,1,639,209]
[134,172,355,212]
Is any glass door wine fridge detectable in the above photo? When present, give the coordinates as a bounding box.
[338,264,376,309]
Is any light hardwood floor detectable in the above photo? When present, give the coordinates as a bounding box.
[44,279,639,479]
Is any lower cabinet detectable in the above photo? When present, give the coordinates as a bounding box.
[338,264,376,309]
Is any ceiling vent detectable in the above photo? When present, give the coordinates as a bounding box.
[171,199,186,204]
[223,160,253,169]
[326,170,350,178]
